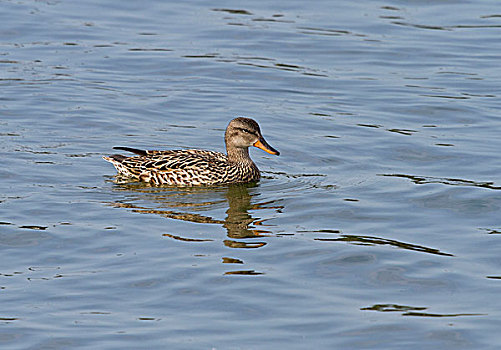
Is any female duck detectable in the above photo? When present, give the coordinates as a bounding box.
[103,117,279,186]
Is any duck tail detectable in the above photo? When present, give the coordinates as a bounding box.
[103,154,128,163]
[112,146,148,156]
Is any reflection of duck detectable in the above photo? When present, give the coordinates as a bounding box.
[223,183,271,240]
[108,182,282,247]
[103,117,279,186]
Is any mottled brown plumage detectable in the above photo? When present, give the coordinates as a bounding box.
[103,117,279,186]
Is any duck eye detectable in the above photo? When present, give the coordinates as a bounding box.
[239,128,252,134]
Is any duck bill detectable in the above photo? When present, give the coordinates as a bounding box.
[253,138,280,156]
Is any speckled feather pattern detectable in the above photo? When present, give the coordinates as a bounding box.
[104,149,260,186]
[103,117,278,186]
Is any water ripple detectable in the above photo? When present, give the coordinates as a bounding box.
[381,174,501,190]
[361,304,484,317]
[313,231,453,257]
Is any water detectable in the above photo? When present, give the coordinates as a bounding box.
[1,0,501,348]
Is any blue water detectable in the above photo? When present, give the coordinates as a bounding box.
[1,0,501,349]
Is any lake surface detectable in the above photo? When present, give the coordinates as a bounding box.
[1,0,501,348]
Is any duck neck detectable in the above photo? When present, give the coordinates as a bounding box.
[226,146,254,165]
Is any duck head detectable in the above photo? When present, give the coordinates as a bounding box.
[225,117,280,156]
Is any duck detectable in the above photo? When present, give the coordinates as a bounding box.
[103,117,280,186]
